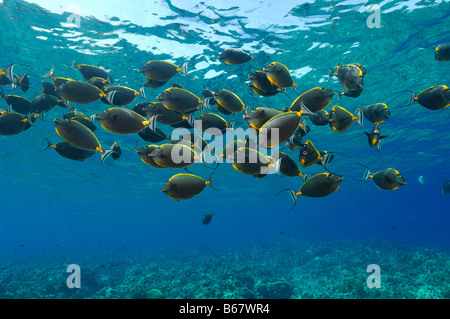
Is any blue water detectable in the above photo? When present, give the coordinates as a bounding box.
[0,0,449,299]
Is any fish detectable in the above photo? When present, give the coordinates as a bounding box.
[88,77,109,90]
[138,127,169,143]
[435,44,450,62]
[361,103,391,124]
[161,173,215,201]
[248,70,281,93]
[32,94,68,115]
[243,107,282,131]
[92,107,153,135]
[143,101,185,125]
[286,119,311,151]
[142,78,169,90]
[248,83,281,97]
[149,143,200,169]
[140,60,188,82]
[364,124,387,152]
[340,87,363,99]
[360,166,407,190]
[219,48,253,65]
[289,88,336,113]
[259,110,312,149]
[277,173,344,211]
[418,176,425,185]
[190,113,231,134]
[56,80,107,104]
[400,85,450,110]
[442,181,450,195]
[54,118,116,165]
[309,110,331,126]
[299,140,334,169]
[0,64,30,92]
[202,213,214,225]
[328,105,363,132]
[0,112,29,135]
[66,60,113,83]
[275,152,304,178]
[70,116,97,132]
[102,85,145,107]
[212,89,246,113]
[232,147,273,176]
[263,62,297,90]
[329,63,366,91]
[220,140,245,160]
[157,87,203,113]
[0,91,33,115]
[42,138,96,162]
[133,145,167,168]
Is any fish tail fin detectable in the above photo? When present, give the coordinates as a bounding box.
[203,97,212,110]
[65,59,77,69]
[208,164,220,191]
[300,102,314,116]
[26,112,36,127]
[377,137,387,152]
[328,68,335,81]
[276,189,298,212]
[361,165,372,181]
[148,115,159,132]
[302,173,312,182]
[100,145,117,168]
[105,91,116,105]
[4,64,16,84]
[397,90,416,107]
[355,107,363,127]
[180,61,189,77]
[41,138,53,152]
[42,65,55,79]
[139,86,147,100]
[320,152,334,170]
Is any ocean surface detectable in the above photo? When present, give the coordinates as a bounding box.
[0,0,449,299]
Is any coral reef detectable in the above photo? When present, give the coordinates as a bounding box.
[0,239,448,299]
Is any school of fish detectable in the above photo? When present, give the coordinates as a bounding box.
[1,44,450,213]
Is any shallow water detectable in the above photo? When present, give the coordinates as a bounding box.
[0,0,449,299]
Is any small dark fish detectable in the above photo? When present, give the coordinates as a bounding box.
[277,173,344,211]
[202,213,214,225]
[134,145,166,168]
[63,110,87,120]
[138,126,169,143]
[150,143,199,169]
[340,87,363,98]
[32,94,67,114]
[88,77,109,90]
[243,107,282,130]
[0,112,29,135]
[71,116,97,132]
[142,78,168,89]
[157,87,202,112]
[0,92,33,114]
[232,147,273,176]
[219,48,253,65]
[299,140,334,169]
[328,105,363,132]
[42,138,96,162]
[275,152,304,178]
[435,44,450,62]
[67,60,113,83]
[442,181,450,195]
[161,173,214,201]
[140,60,188,82]
[289,87,336,113]
[361,166,407,191]
[143,101,185,125]
[361,103,391,124]
[212,89,246,113]
[92,107,151,135]
[364,124,387,152]
[248,70,280,93]
[309,110,331,126]
[286,120,310,151]
[192,113,231,134]
[400,85,450,110]
[329,63,366,91]
[263,62,297,89]
[248,83,280,97]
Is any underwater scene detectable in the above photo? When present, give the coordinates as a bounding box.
[0,0,449,301]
